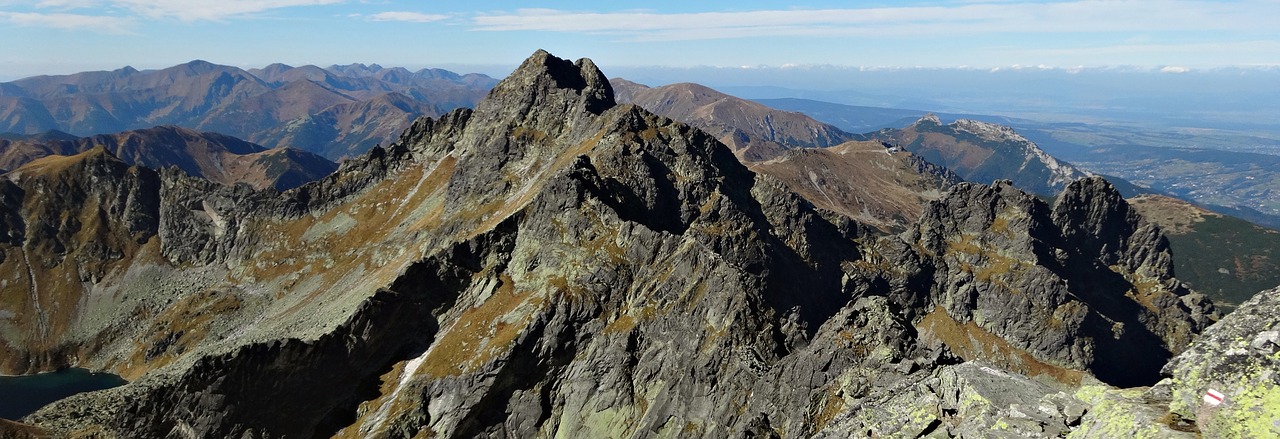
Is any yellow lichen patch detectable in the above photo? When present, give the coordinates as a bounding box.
[1106,265,1168,315]
[990,215,1011,235]
[989,206,1029,237]
[811,386,847,431]
[422,274,543,378]
[602,314,636,336]
[945,234,984,255]
[918,306,1083,385]
[511,127,549,143]
[945,234,1028,291]
[602,303,659,336]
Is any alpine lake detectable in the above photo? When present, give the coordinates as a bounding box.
[0,368,126,420]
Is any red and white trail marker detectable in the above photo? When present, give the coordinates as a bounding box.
[1204,389,1225,406]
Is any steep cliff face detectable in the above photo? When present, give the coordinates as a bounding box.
[878,178,1214,387]
[0,147,161,374]
[6,50,1221,438]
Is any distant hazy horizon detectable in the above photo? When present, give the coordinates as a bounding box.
[4,1,1278,77]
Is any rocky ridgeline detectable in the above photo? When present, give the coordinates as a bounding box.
[878,178,1216,387]
[0,50,1265,438]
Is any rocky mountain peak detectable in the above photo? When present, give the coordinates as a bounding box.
[950,119,1021,142]
[479,49,615,117]
[1051,176,1168,273]
[0,50,1242,438]
[914,113,942,126]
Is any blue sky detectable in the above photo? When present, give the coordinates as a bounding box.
[2,0,1279,80]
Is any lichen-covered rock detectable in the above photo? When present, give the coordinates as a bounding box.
[1067,381,1195,439]
[817,361,1088,438]
[1162,285,1280,438]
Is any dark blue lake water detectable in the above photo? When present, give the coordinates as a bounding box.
[0,368,126,420]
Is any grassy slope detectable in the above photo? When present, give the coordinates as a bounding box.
[1130,195,1280,311]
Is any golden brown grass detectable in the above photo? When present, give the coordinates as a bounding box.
[918,306,1083,385]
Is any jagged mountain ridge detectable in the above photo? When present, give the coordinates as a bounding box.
[0,50,1219,438]
[0,126,336,191]
[873,114,1090,195]
[614,79,959,232]
[0,61,497,160]
[612,79,860,161]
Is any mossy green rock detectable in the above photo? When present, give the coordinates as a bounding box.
[1163,285,1280,438]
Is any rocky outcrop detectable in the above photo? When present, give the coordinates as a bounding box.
[14,49,861,438]
[818,361,1090,438]
[1162,285,1280,438]
[882,178,1214,387]
[0,147,161,373]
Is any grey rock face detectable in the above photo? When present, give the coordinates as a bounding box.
[1162,285,1280,438]
[882,178,1213,387]
[818,361,1089,438]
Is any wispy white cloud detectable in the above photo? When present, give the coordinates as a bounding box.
[366,11,448,23]
[117,0,345,21]
[19,0,345,22]
[1160,66,1191,73]
[34,0,101,8]
[0,10,133,33]
[471,1,1280,41]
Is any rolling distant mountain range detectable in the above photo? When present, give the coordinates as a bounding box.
[0,61,497,160]
[752,97,1028,133]
[0,126,336,191]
